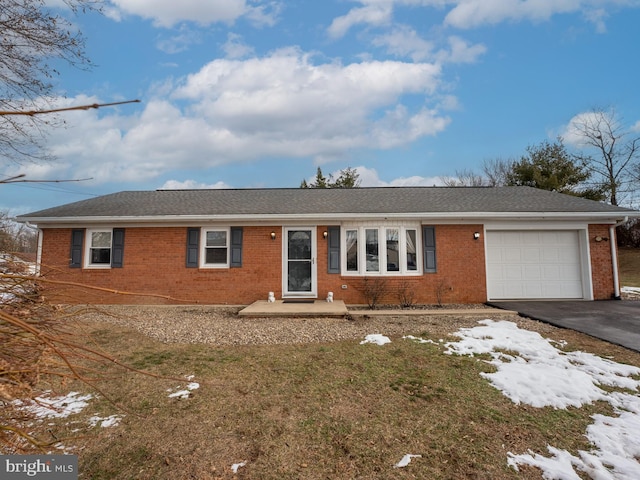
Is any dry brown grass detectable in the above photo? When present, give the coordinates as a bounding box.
[9,312,638,480]
[619,247,640,287]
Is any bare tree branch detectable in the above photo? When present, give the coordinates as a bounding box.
[0,99,141,117]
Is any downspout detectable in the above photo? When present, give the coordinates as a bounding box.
[609,216,628,300]
[24,222,42,277]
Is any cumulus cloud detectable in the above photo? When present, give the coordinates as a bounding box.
[372,25,435,61]
[356,165,445,186]
[156,26,202,54]
[443,0,627,30]
[301,165,445,187]
[328,0,395,38]
[109,0,280,28]
[160,179,232,189]
[329,0,630,35]
[222,33,255,59]
[16,50,449,185]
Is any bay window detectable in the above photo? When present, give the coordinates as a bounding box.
[342,225,421,275]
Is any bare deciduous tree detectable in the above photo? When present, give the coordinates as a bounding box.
[0,0,98,164]
[440,168,487,186]
[570,107,640,206]
[482,158,515,186]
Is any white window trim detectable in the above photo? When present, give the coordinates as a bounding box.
[341,224,422,276]
[84,228,113,269]
[199,227,230,269]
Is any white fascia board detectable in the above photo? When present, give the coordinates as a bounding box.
[18,210,635,228]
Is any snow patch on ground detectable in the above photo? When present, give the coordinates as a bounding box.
[443,319,640,479]
[167,376,200,399]
[360,334,391,345]
[14,391,94,419]
[393,454,422,468]
[88,414,123,428]
[621,286,640,296]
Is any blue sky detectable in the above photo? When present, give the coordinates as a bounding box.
[3,0,640,214]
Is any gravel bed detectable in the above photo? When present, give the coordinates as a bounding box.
[77,305,543,346]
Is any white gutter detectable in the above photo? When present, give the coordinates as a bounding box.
[17,210,640,226]
[610,216,629,300]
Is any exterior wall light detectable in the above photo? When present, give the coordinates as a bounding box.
[270,231,276,240]
[323,231,328,239]
[473,232,480,240]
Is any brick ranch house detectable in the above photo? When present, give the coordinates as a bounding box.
[16,186,640,305]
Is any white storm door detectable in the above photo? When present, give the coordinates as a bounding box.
[283,227,317,297]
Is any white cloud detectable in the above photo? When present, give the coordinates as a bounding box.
[328,1,393,38]
[222,33,255,59]
[16,50,449,185]
[160,179,232,189]
[355,166,445,186]
[108,0,280,28]
[156,27,202,54]
[437,36,487,64]
[372,25,435,61]
[443,0,630,30]
[329,0,633,35]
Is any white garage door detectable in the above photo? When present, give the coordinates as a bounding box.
[486,230,584,300]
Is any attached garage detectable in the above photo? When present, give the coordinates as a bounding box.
[486,230,589,300]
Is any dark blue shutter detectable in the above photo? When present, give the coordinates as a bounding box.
[70,229,84,268]
[327,226,340,273]
[423,226,436,273]
[186,227,200,268]
[230,227,243,267]
[111,228,125,268]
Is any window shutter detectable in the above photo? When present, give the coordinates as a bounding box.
[186,227,200,268]
[423,226,436,273]
[230,227,243,267]
[111,228,125,268]
[327,226,341,273]
[70,229,84,268]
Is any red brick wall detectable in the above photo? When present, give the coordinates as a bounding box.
[317,224,487,304]
[38,224,616,304]
[39,225,488,305]
[588,224,617,300]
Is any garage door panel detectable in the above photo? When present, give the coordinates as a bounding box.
[487,230,583,300]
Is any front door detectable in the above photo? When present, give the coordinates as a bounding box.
[283,227,317,298]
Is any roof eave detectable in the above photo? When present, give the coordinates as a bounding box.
[17,210,636,227]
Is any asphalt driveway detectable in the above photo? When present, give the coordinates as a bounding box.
[488,300,640,353]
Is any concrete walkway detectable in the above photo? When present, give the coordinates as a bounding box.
[239,300,349,317]
[489,300,640,353]
[239,300,514,318]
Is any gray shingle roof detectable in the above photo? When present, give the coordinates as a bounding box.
[17,186,637,222]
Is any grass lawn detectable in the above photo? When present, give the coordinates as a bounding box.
[15,315,640,480]
[619,247,640,287]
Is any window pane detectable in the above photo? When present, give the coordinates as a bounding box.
[406,229,417,271]
[365,229,379,272]
[91,231,111,248]
[288,230,311,260]
[206,231,227,247]
[205,248,227,264]
[386,228,399,271]
[288,261,312,292]
[91,248,111,264]
[346,230,358,272]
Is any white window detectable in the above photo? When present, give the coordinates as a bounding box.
[85,229,112,268]
[342,225,421,275]
[201,228,229,268]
